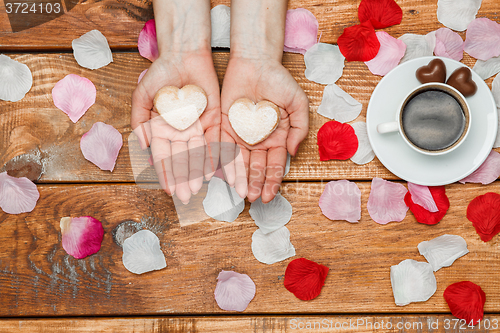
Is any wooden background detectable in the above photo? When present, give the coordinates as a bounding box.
[1,0,500,331]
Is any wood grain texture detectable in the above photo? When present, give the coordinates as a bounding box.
[1,53,496,183]
[0,181,499,316]
[0,0,498,50]
[2,315,500,332]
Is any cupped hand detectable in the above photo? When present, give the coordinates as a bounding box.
[220,56,309,203]
[131,50,221,204]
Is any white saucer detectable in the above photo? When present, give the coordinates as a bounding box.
[366,56,498,186]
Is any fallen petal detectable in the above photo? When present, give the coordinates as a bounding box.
[407,182,438,212]
[317,84,362,123]
[399,32,436,63]
[214,270,256,311]
[365,31,406,76]
[138,19,159,62]
[444,281,486,325]
[284,8,318,54]
[304,43,345,84]
[211,5,231,48]
[472,56,500,80]
[390,259,437,306]
[52,74,96,123]
[319,180,361,223]
[404,186,449,225]
[249,192,292,234]
[367,177,408,224]
[60,216,104,259]
[337,21,380,62]
[0,54,33,102]
[418,234,469,271]
[284,258,329,301]
[284,153,291,176]
[203,176,245,222]
[437,0,482,32]
[72,30,113,70]
[80,122,123,172]
[122,229,166,274]
[464,18,500,61]
[138,69,148,83]
[460,150,500,185]
[466,192,500,242]
[358,0,402,29]
[350,121,375,165]
[251,226,296,264]
[317,121,358,161]
[434,28,464,61]
[0,171,39,214]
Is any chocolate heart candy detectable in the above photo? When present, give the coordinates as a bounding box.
[415,59,447,84]
[446,67,477,97]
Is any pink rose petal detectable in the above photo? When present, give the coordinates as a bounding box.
[284,8,319,54]
[80,122,123,172]
[138,19,159,62]
[60,216,104,259]
[214,270,256,312]
[434,28,464,61]
[319,180,361,223]
[52,74,96,123]
[365,31,406,76]
[408,182,439,213]
[0,171,39,214]
[460,150,500,185]
[367,178,408,225]
[137,69,148,83]
[464,18,500,61]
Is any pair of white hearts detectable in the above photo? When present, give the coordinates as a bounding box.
[153,85,280,145]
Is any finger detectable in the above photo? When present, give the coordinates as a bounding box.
[188,133,206,195]
[247,150,267,203]
[131,83,154,149]
[150,137,175,195]
[220,131,236,186]
[234,144,250,199]
[262,147,287,203]
[286,90,310,156]
[171,140,191,204]
[204,125,220,181]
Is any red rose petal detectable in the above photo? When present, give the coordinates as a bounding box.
[317,121,358,161]
[466,192,500,242]
[404,186,449,225]
[284,258,329,301]
[337,21,380,62]
[358,0,403,29]
[444,281,486,325]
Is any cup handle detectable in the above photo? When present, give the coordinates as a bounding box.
[377,121,399,134]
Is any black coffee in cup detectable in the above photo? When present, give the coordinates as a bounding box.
[401,88,467,152]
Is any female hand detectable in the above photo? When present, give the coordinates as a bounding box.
[220,0,309,203]
[131,0,220,204]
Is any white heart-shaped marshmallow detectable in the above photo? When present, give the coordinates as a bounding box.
[153,85,207,131]
[228,98,280,145]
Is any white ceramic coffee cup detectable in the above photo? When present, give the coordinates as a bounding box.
[377,82,471,156]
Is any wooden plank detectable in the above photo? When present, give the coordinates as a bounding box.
[1,53,496,183]
[0,0,498,50]
[2,315,500,332]
[0,181,499,316]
